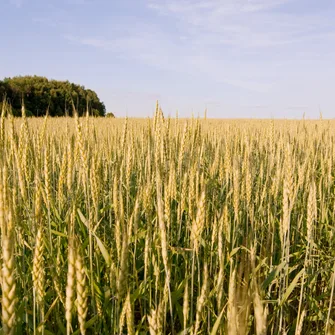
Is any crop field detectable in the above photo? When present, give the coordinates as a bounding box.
[0,103,335,334]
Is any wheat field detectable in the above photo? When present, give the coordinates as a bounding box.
[0,102,335,334]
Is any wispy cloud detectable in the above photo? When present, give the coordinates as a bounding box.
[147,0,293,15]
[147,0,335,49]
[62,0,335,96]
[65,0,94,5]
[9,0,24,8]
[64,32,271,93]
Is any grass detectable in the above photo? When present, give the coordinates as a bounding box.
[0,102,335,334]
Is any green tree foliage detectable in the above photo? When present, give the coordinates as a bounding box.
[0,75,107,117]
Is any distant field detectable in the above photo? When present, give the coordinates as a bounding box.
[1,109,335,334]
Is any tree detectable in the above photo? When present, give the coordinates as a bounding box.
[0,75,107,117]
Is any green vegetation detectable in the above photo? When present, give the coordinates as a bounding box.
[0,76,107,117]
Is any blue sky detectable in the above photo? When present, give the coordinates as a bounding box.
[1,0,335,118]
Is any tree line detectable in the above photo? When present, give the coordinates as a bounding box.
[0,75,110,117]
